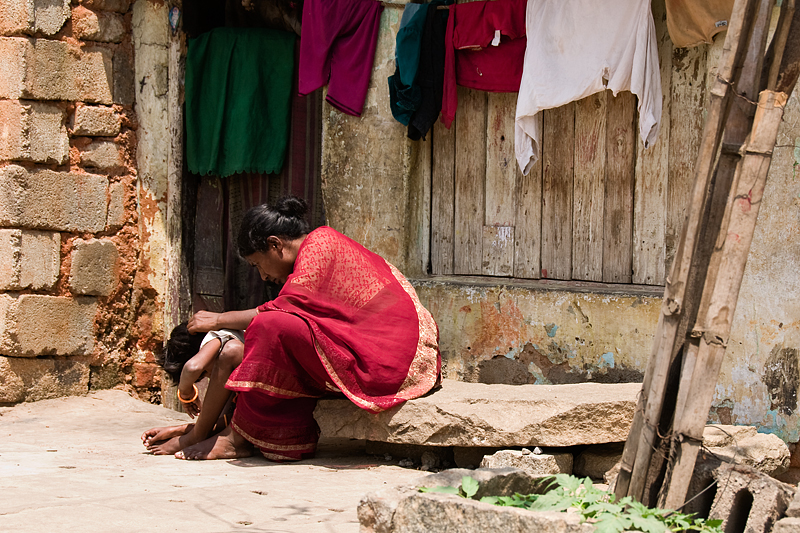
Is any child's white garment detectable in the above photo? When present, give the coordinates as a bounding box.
[200,329,245,349]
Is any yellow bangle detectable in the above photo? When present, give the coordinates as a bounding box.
[177,383,199,404]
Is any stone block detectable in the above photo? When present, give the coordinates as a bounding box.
[0,37,29,98]
[72,6,124,43]
[70,238,118,296]
[0,294,97,357]
[709,464,795,533]
[33,0,70,35]
[704,424,790,477]
[358,468,586,533]
[80,139,121,169]
[0,164,108,232]
[774,518,800,533]
[573,443,624,480]
[0,228,59,290]
[480,450,573,477]
[315,380,639,447]
[71,43,114,104]
[0,0,69,37]
[106,180,127,229]
[1,37,113,103]
[0,99,69,164]
[83,0,130,13]
[0,0,33,36]
[0,355,89,402]
[787,486,800,518]
[72,104,121,136]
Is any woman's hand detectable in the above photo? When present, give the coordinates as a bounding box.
[187,311,220,334]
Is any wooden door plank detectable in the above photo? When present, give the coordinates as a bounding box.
[667,45,708,275]
[514,113,543,279]
[432,119,456,275]
[632,0,671,285]
[483,226,515,276]
[485,92,518,227]
[193,175,225,312]
[572,92,607,281]
[454,87,487,275]
[541,103,575,280]
[603,91,636,283]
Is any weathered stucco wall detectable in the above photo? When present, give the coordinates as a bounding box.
[321,0,429,278]
[711,90,800,442]
[0,0,171,404]
[320,4,800,440]
[414,279,662,384]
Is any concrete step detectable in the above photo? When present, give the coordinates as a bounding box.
[314,379,640,448]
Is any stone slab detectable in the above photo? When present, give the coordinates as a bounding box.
[315,380,639,447]
[480,450,573,477]
[703,425,790,477]
[358,468,589,533]
[775,518,800,533]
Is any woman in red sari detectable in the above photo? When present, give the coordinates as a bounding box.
[178,197,440,460]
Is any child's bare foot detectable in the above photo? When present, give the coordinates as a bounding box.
[175,426,253,460]
[148,435,184,455]
[148,425,207,455]
[141,424,191,447]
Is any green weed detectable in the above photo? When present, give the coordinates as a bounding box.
[420,473,723,533]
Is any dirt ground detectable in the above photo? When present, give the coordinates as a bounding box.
[0,390,425,533]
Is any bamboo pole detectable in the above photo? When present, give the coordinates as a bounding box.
[614,0,759,501]
[660,90,788,509]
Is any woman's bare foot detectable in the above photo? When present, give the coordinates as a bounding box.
[175,426,253,460]
[141,424,191,447]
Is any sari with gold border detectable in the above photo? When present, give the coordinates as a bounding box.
[227,227,440,458]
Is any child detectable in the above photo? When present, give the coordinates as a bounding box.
[141,323,245,455]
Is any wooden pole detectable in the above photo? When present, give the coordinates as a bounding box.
[660,90,788,509]
[614,0,759,502]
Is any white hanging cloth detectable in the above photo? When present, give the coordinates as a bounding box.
[515,0,663,175]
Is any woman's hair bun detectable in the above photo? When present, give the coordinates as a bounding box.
[275,196,308,220]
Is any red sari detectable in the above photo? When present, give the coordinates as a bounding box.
[226,227,440,460]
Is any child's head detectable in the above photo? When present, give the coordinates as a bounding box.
[159,322,204,382]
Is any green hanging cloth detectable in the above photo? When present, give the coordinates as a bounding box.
[186,27,296,177]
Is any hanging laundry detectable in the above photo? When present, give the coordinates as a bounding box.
[515,0,662,175]
[665,0,734,48]
[299,0,383,117]
[389,3,428,126]
[185,27,296,178]
[441,0,527,128]
[408,0,451,140]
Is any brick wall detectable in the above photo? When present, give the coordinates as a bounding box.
[0,0,163,403]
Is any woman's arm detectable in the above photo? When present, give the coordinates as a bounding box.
[187,309,258,333]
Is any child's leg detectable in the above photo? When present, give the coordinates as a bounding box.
[148,339,244,455]
[190,338,243,438]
